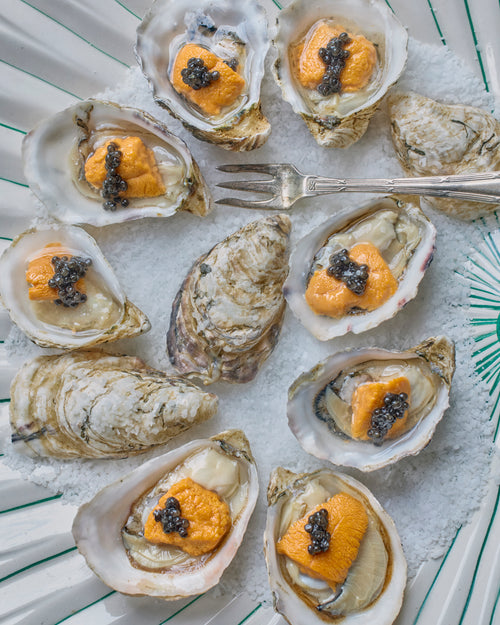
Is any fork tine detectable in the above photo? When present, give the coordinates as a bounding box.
[216,179,276,194]
[215,196,280,209]
[217,163,280,175]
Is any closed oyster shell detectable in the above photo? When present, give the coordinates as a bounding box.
[167,214,291,384]
[72,429,258,599]
[287,336,455,471]
[10,350,218,459]
[389,91,500,219]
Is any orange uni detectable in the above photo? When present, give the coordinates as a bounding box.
[26,243,85,301]
[84,136,166,198]
[171,44,245,117]
[304,242,398,318]
[351,376,411,440]
[276,492,368,589]
[144,477,232,556]
[295,22,377,92]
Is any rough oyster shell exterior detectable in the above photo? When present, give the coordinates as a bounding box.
[389,91,500,219]
[167,214,291,384]
[10,350,218,459]
[287,336,455,471]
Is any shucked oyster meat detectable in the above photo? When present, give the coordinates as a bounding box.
[10,351,218,459]
[167,214,291,384]
[287,336,455,471]
[0,225,150,349]
[389,91,500,220]
[72,430,258,599]
[136,0,270,151]
[22,100,211,226]
[264,467,406,624]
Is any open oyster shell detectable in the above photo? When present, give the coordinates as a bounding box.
[273,0,408,148]
[10,350,218,459]
[284,196,435,341]
[72,429,258,599]
[0,225,150,349]
[389,91,500,220]
[22,100,211,227]
[136,0,270,151]
[264,467,406,624]
[167,214,291,384]
[287,337,454,471]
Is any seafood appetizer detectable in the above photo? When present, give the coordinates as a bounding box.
[284,196,435,340]
[22,100,211,227]
[167,214,291,384]
[10,350,218,459]
[287,337,454,471]
[264,467,406,624]
[389,91,500,220]
[0,225,150,349]
[136,0,270,151]
[273,0,408,148]
[72,430,258,599]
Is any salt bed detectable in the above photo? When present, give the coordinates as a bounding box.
[1,37,497,603]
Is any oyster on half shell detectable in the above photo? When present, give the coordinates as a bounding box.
[167,214,291,384]
[287,337,455,471]
[72,430,258,599]
[136,0,270,151]
[273,0,408,148]
[264,467,406,624]
[10,350,218,459]
[0,225,150,349]
[389,91,500,220]
[22,100,211,227]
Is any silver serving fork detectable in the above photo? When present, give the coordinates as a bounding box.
[216,163,500,210]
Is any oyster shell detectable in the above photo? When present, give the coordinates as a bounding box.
[287,337,454,471]
[136,0,270,151]
[22,100,211,227]
[0,225,150,349]
[264,467,406,624]
[273,0,408,148]
[388,91,500,220]
[10,350,218,459]
[72,429,258,599]
[284,196,435,340]
[167,214,291,384]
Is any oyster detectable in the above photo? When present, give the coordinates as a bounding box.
[22,100,211,227]
[136,0,270,151]
[167,214,291,384]
[10,350,218,459]
[264,467,406,624]
[284,196,435,340]
[72,430,258,599]
[287,337,454,471]
[389,91,500,219]
[273,0,408,148]
[0,225,150,349]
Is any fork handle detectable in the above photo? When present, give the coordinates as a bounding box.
[307,171,500,204]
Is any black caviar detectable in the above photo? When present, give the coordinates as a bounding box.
[48,255,92,307]
[304,508,331,555]
[317,32,351,96]
[101,142,129,211]
[367,392,409,443]
[327,248,369,295]
[223,57,238,71]
[181,57,220,90]
[153,496,190,538]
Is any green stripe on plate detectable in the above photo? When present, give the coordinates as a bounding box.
[53,591,116,624]
[426,0,447,44]
[272,0,283,9]
[158,594,204,624]
[114,0,141,20]
[462,0,489,91]
[0,176,29,188]
[0,494,62,515]
[0,122,27,135]
[489,587,500,625]
[0,546,77,584]
[0,60,82,100]
[237,604,262,625]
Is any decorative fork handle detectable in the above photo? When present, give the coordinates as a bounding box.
[306,171,500,204]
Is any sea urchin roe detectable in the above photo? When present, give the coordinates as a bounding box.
[171,44,245,117]
[144,477,231,556]
[304,508,331,555]
[327,248,369,295]
[295,22,377,93]
[305,242,398,318]
[351,376,411,442]
[277,492,368,590]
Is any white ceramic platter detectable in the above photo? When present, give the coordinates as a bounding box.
[0,1,499,624]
